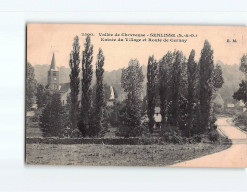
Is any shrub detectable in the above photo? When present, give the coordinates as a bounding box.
[159,125,183,144]
[70,129,83,138]
[234,112,247,127]
[117,124,148,138]
[208,130,219,142]
[192,134,202,143]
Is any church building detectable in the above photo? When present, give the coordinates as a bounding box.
[46,52,70,105]
[47,53,60,90]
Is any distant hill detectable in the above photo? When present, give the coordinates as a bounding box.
[34,61,244,104]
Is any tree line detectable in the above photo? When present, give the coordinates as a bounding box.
[119,40,224,139]
[27,37,225,139]
[38,35,107,137]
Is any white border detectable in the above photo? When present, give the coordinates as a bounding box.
[0,0,247,192]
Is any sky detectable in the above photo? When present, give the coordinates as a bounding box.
[27,24,247,71]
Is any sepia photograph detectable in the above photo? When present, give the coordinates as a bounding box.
[25,24,247,167]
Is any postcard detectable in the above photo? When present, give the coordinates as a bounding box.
[26,24,247,167]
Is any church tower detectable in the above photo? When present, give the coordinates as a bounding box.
[47,52,60,90]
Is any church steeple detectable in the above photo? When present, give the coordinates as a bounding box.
[47,52,60,90]
[50,52,56,70]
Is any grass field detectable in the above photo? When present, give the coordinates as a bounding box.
[26,143,230,166]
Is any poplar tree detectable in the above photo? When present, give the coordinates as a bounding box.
[78,35,94,136]
[168,50,184,126]
[69,35,80,131]
[94,48,105,135]
[187,49,198,137]
[199,40,215,133]
[147,55,158,133]
[159,51,174,125]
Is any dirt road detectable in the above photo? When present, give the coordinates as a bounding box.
[171,117,247,168]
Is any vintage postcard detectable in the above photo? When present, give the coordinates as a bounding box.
[26,24,247,167]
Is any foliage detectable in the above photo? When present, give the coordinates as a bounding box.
[199,40,215,133]
[36,83,51,109]
[31,108,43,122]
[39,93,65,137]
[119,59,144,137]
[159,125,183,144]
[78,35,94,137]
[233,54,247,108]
[108,101,125,127]
[69,35,81,130]
[26,62,36,110]
[93,48,105,135]
[213,64,224,90]
[117,123,148,138]
[186,49,199,137]
[167,50,185,126]
[240,54,247,78]
[121,59,144,99]
[159,51,174,124]
[146,55,158,133]
[233,80,247,105]
[208,130,219,142]
[234,112,247,128]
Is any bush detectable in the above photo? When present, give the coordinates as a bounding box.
[192,134,202,143]
[158,125,183,144]
[208,130,220,142]
[117,124,148,138]
[234,112,247,127]
[70,129,83,138]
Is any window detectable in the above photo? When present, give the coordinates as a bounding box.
[53,72,56,76]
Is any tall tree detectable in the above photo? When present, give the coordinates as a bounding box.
[168,50,184,126]
[199,40,215,133]
[39,93,65,137]
[120,59,144,137]
[78,35,94,137]
[187,49,198,137]
[26,62,36,111]
[146,55,158,133]
[69,36,80,131]
[94,48,105,135]
[159,51,174,124]
[92,83,112,105]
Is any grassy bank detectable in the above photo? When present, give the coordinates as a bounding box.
[26,142,231,166]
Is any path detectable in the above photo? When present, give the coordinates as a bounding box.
[171,117,247,168]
